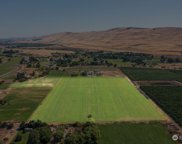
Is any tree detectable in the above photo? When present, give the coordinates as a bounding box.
[160,56,166,63]
[27,130,40,144]
[7,123,13,129]
[81,71,87,76]
[53,129,64,143]
[64,133,78,144]
[35,62,40,68]
[26,63,32,68]
[113,64,117,68]
[27,120,47,129]
[39,126,52,144]
[20,57,26,64]
[16,72,26,81]
[175,58,180,63]
[14,134,22,142]
[167,58,174,63]
[83,122,100,144]
[134,58,144,65]
[19,121,26,130]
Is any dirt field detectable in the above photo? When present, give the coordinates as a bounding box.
[100,70,125,77]
[135,81,182,86]
[0,123,19,144]
[16,48,74,57]
[155,63,182,69]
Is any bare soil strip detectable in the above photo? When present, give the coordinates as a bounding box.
[134,80,182,86]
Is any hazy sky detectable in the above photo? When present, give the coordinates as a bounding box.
[1,0,182,38]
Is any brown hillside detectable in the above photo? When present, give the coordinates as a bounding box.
[30,27,182,55]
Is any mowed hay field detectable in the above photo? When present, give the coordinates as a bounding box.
[30,77,166,123]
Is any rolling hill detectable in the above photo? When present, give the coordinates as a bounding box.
[20,27,182,55]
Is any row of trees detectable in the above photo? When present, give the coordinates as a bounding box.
[14,120,100,144]
[86,51,153,64]
[20,56,41,68]
[49,51,154,68]
[49,55,109,67]
[16,68,49,82]
[160,56,181,63]
[1,49,19,57]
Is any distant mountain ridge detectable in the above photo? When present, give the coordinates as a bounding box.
[20,27,182,55]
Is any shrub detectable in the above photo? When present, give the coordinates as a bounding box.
[53,129,64,143]
[27,129,40,144]
[39,126,52,144]
[14,134,22,142]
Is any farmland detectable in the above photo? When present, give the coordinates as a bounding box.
[0,49,180,143]
[98,123,175,144]
[121,68,182,82]
[0,87,51,121]
[0,57,20,76]
[1,8,182,143]
[122,67,182,128]
[12,122,175,144]
[29,76,166,123]
[141,86,182,126]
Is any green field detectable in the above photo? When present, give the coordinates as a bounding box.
[13,131,29,144]
[13,123,174,144]
[0,56,20,76]
[98,123,175,144]
[28,77,166,123]
[141,86,182,126]
[121,68,182,82]
[107,59,133,67]
[0,87,51,121]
